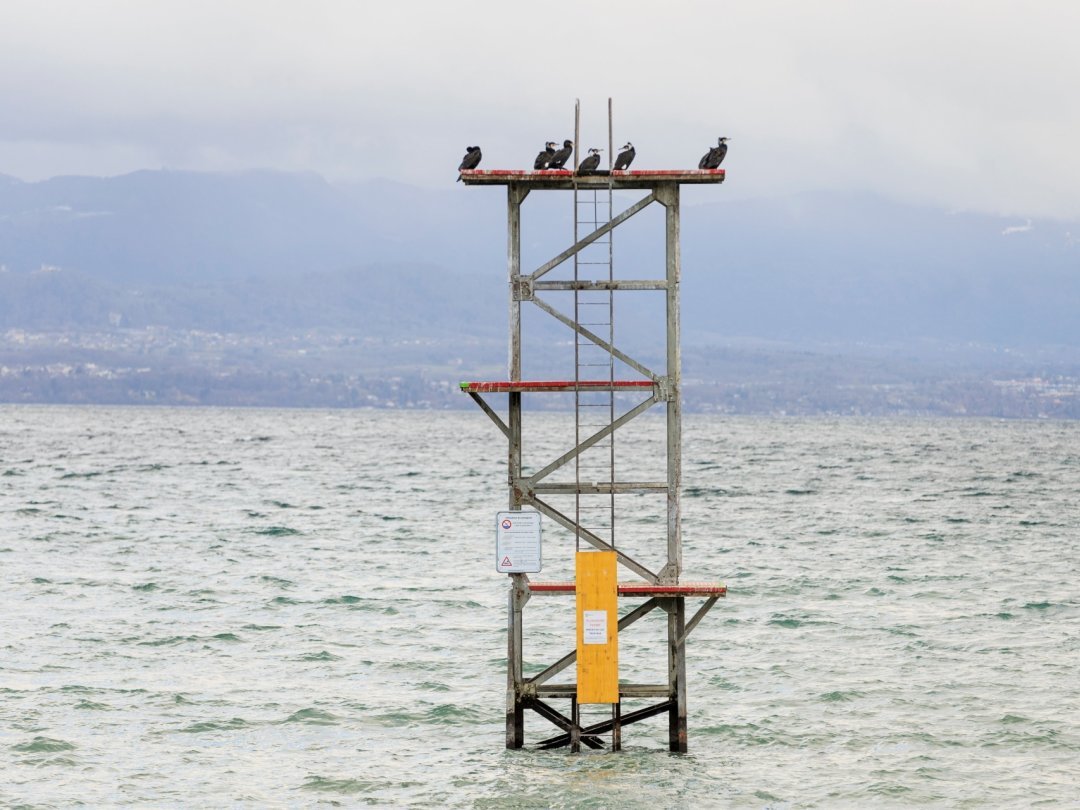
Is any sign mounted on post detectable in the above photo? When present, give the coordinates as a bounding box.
[495,511,542,573]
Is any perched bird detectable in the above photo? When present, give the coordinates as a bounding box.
[577,148,602,176]
[548,139,573,170]
[613,142,636,171]
[457,146,482,180]
[533,141,557,170]
[698,137,730,170]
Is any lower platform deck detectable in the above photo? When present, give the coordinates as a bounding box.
[528,581,726,597]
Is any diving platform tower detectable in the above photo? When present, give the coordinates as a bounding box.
[459,101,727,752]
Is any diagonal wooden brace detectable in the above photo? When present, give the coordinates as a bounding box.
[524,395,657,485]
[525,698,604,749]
[529,192,656,282]
[528,496,658,583]
[529,293,660,382]
[536,700,676,749]
[524,599,661,688]
[466,392,509,438]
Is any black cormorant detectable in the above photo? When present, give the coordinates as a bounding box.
[458,145,482,175]
[613,142,635,171]
[577,148,602,176]
[548,139,573,170]
[534,141,557,170]
[697,137,729,170]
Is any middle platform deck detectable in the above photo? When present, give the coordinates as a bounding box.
[461,380,655,394]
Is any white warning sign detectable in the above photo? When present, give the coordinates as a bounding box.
[495,511,542,573]
[582,610,608,644]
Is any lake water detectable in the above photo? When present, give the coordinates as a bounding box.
[2,406,1078,807]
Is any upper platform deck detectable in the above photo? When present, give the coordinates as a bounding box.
[459,168,725,190]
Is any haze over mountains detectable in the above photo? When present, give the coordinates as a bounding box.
[1,169,1078,414]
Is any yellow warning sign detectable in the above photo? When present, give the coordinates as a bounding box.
[576,550,619,704]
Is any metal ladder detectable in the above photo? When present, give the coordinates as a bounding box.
[572,114,616,552]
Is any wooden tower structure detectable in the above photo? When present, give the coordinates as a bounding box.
[459,102,727,752]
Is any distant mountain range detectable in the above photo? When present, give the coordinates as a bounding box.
[2,168,1078,349]
[681,191,1080,347]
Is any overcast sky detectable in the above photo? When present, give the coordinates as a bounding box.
[2,0,1078,218]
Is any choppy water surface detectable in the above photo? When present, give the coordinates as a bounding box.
[2,406,1078,807]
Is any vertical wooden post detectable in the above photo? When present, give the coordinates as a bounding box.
[613,702,622,751]
[506,583,524,748]
[570,697,581,753]
[508,183,524,383]
[506,183,527,749]
[668,598,688,752]
[658,182,687,752]
[662,182,682,583]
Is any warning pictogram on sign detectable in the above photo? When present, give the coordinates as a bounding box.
[501,556,512,567]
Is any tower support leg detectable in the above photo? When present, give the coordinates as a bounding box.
[506,574,526,748]
[613,701,622,751]
[505,249,525,754]
[570,697,581,753]
[668,597,688,752]
[660,182,682,584]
